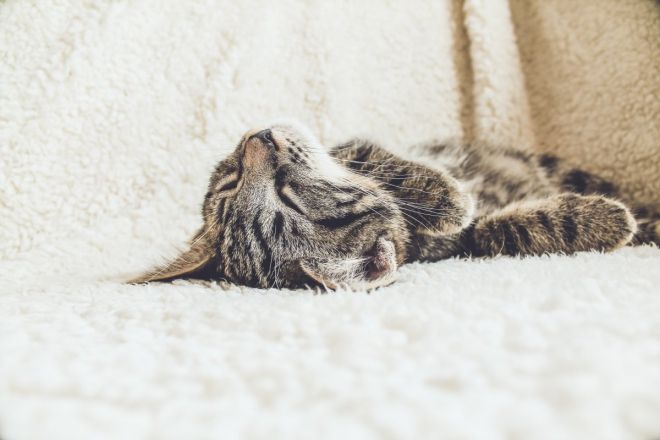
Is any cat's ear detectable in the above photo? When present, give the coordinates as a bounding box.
[300,237,398,290]
[128,229,214,283]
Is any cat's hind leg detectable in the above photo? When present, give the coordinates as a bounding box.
[462,193,637,257]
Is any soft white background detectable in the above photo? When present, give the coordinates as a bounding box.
[1,1,659,439]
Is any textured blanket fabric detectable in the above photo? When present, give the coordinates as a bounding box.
[1,1,659,439]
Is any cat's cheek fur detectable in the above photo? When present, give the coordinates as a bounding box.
[300,238,400,291]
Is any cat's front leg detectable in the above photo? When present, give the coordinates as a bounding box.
[332,139,474,237]
[461,193,637,257]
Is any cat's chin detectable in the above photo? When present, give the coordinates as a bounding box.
[299,259,398,292]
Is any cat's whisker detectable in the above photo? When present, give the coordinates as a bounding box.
[338,174,462,217]
[333,176,438,232]
[321,179,399,228]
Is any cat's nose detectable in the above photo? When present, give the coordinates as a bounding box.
[243,129,279,169]
[250,129,277,149]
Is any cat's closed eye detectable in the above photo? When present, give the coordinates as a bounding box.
[215,168,241,195]
[277,185,305,216]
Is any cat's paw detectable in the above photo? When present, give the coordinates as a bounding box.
[414,188,475,237]
[561,194,636,251]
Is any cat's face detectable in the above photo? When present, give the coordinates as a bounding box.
[136,124,409,290]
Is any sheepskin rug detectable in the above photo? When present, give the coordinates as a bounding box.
[1,1,659,439]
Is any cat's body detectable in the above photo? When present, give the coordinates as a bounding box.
[132,124,660,290]
[334,139,658,262]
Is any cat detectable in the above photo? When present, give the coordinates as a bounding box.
[131,123,660,290]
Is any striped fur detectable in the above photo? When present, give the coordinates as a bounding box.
[131,125,659,289]
[337,140,657,262]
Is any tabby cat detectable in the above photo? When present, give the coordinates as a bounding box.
[131,123,660,290]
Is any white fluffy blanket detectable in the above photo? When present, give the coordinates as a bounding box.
[1,1,659,439]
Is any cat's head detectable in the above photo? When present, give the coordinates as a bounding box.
[132,123,410,290]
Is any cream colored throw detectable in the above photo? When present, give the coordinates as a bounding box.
[1,1,659,439]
